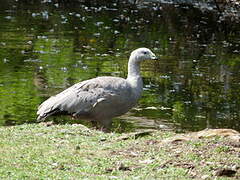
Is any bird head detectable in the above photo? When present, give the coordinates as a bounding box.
[130,48,157,62]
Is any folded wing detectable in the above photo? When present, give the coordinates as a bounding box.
[37,77,131,121]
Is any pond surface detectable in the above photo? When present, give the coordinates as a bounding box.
[0,1,240,132]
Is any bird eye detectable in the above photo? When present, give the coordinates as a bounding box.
[143,51,147,55]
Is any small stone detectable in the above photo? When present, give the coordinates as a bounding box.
[117,163,131,171]
[99,138,107,141]
[201,175,209,179]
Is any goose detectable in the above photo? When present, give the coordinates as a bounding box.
[37,48,157,130]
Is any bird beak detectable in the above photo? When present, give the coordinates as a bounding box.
[151,53,158,60]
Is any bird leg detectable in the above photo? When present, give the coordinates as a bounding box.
[98,119,112,133]
[90,119,98,127]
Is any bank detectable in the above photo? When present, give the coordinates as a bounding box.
[0,123,239,179]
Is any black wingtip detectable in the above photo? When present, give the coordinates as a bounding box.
[36,115,46,122]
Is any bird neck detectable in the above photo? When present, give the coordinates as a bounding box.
[127,55,141,79]
[127,56,143,98]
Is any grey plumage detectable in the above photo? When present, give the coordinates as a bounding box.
[37,48,157,129]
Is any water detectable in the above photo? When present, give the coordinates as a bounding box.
[0,1,240,132]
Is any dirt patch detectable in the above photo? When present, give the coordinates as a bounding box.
[113,128,240,179]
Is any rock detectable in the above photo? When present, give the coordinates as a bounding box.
[162,128,240,144]
[214,168,237,177]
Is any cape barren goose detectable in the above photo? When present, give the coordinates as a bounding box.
[37,48,157,130]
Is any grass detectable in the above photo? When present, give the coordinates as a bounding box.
[0,123,239,179]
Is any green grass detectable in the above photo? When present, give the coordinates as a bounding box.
[0,123,239,179]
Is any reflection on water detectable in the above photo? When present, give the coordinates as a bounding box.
[0,1,239,132]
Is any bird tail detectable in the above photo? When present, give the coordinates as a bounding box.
[36,115,46,122]
[36,108,59,122]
